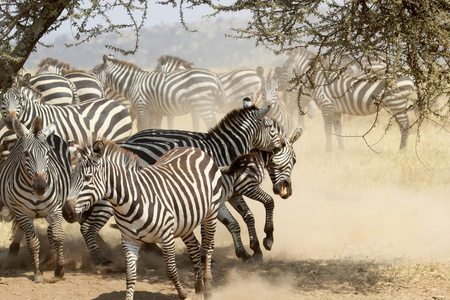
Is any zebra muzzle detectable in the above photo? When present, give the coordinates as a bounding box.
[274,181,292,199]
[33,173,47,196]
[62,198,81,223]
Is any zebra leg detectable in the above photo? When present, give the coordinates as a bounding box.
[202,212,217,296]
[333,113,344,150]
[17,215,43,282]
[47,212,65,279]
[121,238,141,300]
[238,185,276,251]
[181,232,203,295]
[161,236,188,300]
[395,112,410,149]
[8,227,24,255]
[228,196,263,263]
[217,204,253,262]
[191,101,217,130]
[321,106,335,151]
[79,201,114,267]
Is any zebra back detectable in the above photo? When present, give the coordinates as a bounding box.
[29,73,80,105]
[2,82,132,144]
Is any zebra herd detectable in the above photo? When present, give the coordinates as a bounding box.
[0,47,414,299]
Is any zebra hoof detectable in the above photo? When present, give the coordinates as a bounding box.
[252,252,263,264]
[263,237,273,251]
[34,275,44,283]
[55,265,65,278]
[95,261,115,274]
[211,260,220,272]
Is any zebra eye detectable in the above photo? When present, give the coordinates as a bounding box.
[23,151,30,158]
[84,174,92,182]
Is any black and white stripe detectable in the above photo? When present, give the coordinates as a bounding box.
[251,66,294,135]
[90,54,225,131]
[2,74,132,145]
[35,57,105,102]
[64,141,223,300]
[281,47,414,151]
[61,104,284,266]
[29,74,80,106]
[0,116,71,282]
[154,54,195,72]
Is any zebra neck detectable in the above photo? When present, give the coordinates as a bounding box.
[102,162,144,212]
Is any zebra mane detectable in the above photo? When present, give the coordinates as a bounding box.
[108,57,143,72]
[37,57,73,72]
[207,105,259,135]
[157,54,194,67]
[99,139,141,170]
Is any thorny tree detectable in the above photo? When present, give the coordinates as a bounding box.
[1,0,449,136]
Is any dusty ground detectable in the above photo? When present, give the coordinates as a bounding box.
[1,110,449,300]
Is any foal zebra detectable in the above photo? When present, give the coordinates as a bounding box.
[281,47,414,151]
[1,73,132,144]
[0,116,71,282]
[64,141,249,299]
[90,54,225,131]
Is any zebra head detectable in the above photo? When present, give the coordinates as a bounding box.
[2,73,33,130]
[12,116,56,196]
[266,126,303,199]
[63,140,107,223]
[256,66,283,107]
[244,103,285,153]
[154,54,195,72]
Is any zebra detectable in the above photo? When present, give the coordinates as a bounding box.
[281,47,414,151]
[35,57,105,102]
[1,73,132,145]
[154,54,195,72]
[89,54,225,131]
[278,53,319,128]
[251,66,294,135]
[62,140,258,300]
[0,120,16,165]
[28,73,80,105]
[0,116,71,282]
[132,124,303,261]
[62,104,284,266]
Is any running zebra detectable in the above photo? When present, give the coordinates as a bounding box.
[2,73,132,144]
[0,116,71,282]
[281,47,414,151]
[90,54,225,131]
[63,104,284,266]
[63,141,227,299]
[137,124,303,261]
[36,57,105,102]
[251,66,294,135]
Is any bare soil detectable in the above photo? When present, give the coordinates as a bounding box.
[1,113,449,300]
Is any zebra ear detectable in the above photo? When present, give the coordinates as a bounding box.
[256,66,265,82]
[12,118,28,138]
[290,127,303,144]
[273,67,283,80]
[68,140,83,159]
[92,140,105,161]
[103,54,110,64]
[20,73,32,87]
[257,105,270,119]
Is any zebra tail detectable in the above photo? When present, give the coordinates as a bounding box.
[220,152,264,182]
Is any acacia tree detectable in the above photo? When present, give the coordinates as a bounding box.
[1,0,449,130]
[0,0,148,91]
